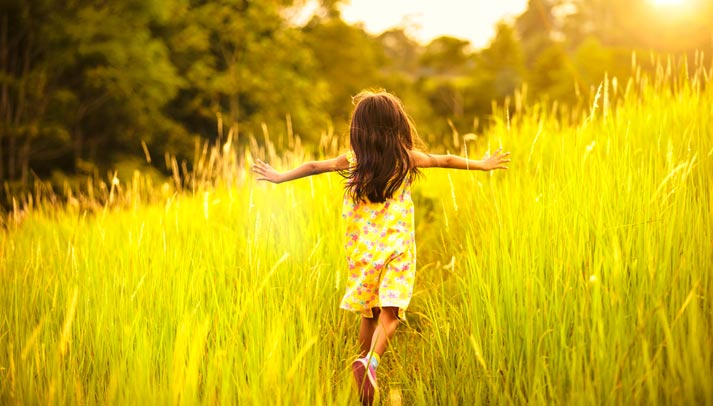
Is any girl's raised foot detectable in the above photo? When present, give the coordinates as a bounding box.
[352,357,378,405]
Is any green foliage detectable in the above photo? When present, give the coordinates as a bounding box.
[515,0,558,68]
[420,36,472,76]
[2,0,712,198]
[0,0,186,186]
[476,23,526,100]
[167,0,326,141]
[302,14,385,128]
[529,43,575,102]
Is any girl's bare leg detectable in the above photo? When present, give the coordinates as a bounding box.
[358,307,381,357]
[369,306,400,357]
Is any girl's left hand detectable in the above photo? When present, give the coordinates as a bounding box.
[252,159,282,183]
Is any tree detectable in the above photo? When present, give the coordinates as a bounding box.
[0,0,53,184]
[378,29,422,76]
[161,0,328,146]
[1,0,335,191]
[528,43,575,102]
[476,23,526,99]
[420,36,472,77]
[515,0,560,68]
[573,36,613,88]
[302,14,385,128]
[0,0,185,186]
[59,0,185,168]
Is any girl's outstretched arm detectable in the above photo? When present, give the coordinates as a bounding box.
[252,154,349,183]
[410,148,511,171]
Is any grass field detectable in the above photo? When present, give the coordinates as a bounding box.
[1,58,712,405]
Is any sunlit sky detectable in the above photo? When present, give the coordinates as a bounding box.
[340,0,529,49]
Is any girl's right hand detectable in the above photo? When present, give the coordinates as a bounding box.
[481,148,511,171]
[252,159,282,183]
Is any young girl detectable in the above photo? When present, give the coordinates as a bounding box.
[252,90,510,405]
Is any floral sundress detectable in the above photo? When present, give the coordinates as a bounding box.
[339,151,416,320]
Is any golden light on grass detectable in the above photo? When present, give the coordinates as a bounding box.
[1,55,711,404]
[58,287,79,357]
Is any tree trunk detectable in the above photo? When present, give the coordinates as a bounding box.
[0,13,7,182]
[8,128,15,181]
[20,133,30,186]
[8,17,32,183]
[0,126,4,182]
[89,137,98,167]
[73,124,83,173]
[454,90,464,118]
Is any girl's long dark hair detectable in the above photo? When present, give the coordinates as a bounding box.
[344,90,421,204]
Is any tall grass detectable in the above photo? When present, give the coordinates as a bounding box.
[1,56,712,404]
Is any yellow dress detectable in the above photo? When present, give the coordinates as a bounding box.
[339,151,416,320]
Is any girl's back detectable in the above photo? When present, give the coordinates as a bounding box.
[341,149,416,321]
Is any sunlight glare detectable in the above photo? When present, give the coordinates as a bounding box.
[651,0,686,6]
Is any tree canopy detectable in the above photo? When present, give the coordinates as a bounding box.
[1,0,711,193]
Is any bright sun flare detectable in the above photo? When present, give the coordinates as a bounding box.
[651,0,686,6]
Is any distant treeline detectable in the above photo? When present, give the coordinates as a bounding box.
[1,0,711,190]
